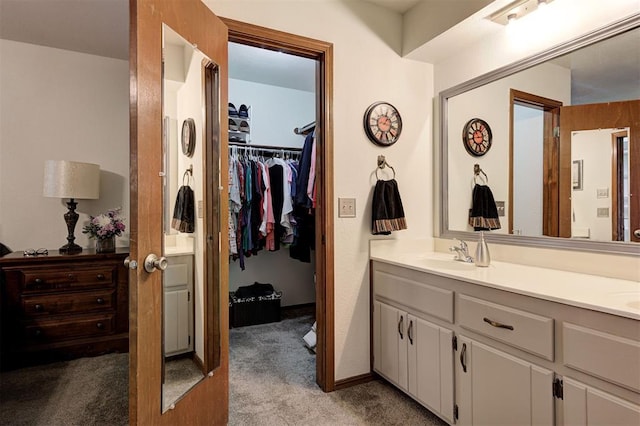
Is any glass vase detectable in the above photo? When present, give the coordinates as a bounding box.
[96,236,116,253]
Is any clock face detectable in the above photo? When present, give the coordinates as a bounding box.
[463,118,492,156]
[181,118,196,157]
[364,102,402,146]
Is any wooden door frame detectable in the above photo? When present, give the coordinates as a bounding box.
[221,18,336,392]
[509,89,562,237]
[129,0,229,424]
[611,130,628,241]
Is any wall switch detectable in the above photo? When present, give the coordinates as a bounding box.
[338,198,356,218]
[198,200,204,218]
[597,207,609,218]
[596,188,609,198]
[495,201,505,217]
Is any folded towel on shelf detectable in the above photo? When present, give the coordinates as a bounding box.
[371,179,407,235]
[468,184,501,231]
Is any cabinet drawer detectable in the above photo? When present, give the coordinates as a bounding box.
[20,266,114,292]
[458,294,554,360]
[23,313,115,342]
[564,322,640,392]
[22,290,115,316]
[374,270,453,323]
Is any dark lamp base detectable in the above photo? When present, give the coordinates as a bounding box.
[60,243,83,254]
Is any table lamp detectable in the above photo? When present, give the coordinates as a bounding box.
[43,160,100,254]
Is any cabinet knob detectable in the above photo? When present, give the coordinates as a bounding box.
[96,298,105,305]
[96,274,105,280]
[96,322,104,329]
[34,304,44,312]
[34,278,43,285]
[67,273,75,280]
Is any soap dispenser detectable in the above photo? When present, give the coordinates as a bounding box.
[475,231,490,267]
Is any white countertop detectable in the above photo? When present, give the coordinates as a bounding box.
[370,240,640,321]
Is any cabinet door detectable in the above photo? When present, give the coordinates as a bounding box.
[374,301,408,390]
[455,335,554,426]
[563,377,640,426]
[407,315,454,423]
[164,289,190,355]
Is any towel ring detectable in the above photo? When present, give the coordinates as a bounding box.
[473,164,488,184]
[376,155,396,180]
[183,165,193,186]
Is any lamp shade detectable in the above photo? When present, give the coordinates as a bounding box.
[43,160,100,199]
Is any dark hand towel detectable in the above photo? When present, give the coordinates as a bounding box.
[172,185,195,233]
[468,184,501,231]
[372,179,408,235]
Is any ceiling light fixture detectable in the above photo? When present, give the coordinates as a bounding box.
[488,0,554,25]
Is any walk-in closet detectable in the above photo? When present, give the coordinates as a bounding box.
[227,40,319,391]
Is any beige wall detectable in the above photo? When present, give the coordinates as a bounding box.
[0,40,129,252]
[206,0,434,381]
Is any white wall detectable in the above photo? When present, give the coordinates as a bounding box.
[0,40,129,251]
[207,0,433,381]
[229,78,315,148]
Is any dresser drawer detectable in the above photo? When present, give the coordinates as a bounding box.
[22,289,115,316]
[20,266,115,292]
[564,322,640,392]
[458,294,554,360]
[23,313,115,342]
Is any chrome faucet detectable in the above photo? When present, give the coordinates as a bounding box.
[449,238,473,263]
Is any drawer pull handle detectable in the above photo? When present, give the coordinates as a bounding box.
[96,298,105,305]
[398,316,404,340]
[483,317,514,331]
[408,320,414,345]
[96,274,105,280]
[34,278,43,285]
[34,304,44,311]
[96,322,104,329]
[460,342,467,372]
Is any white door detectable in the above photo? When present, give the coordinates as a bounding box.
[374,301,408,390]
[563,377,640,425]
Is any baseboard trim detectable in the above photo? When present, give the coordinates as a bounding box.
[333,372,374,390]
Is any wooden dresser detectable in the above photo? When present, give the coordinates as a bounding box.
[0,248,129,369]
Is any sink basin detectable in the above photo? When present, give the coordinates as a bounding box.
[418,257,476,271]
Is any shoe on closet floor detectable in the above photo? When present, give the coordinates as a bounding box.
[239,104,249,118]
[229,118,239,132]
[239,120,250,133]
[229,103,239,118]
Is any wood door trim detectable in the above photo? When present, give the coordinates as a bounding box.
[509,89,562,237]
[221,17,336,392]
[611,130,628,241]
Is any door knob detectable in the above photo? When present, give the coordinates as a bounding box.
[124,256,138,270]
[144,253,168,273]
[634,229,640,238]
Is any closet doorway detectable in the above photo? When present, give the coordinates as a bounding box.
[223,19,335,392]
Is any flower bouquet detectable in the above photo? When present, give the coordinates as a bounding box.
[83,208,126,252]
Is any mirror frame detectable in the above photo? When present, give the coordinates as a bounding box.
[439,13,640,256]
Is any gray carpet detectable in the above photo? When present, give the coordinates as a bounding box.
[229,308,447,426]
[0,310,447,425]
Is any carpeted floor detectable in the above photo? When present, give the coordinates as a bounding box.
[0,308,446,425]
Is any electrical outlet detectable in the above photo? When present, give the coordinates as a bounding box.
[338,198,356,218]
[596,188,609,198]
[198,200,204,218]
[597,207,609,218]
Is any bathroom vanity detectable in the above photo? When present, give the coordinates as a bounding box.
[370,241,640,425]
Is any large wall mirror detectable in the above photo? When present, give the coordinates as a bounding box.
[440,14,639,255]
[161,23,221,412]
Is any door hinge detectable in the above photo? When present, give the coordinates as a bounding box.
[454,404,459,420]
[452,335,458,351]
[188,291,191,302]
[188,335,191,345]
[553,378,563,400]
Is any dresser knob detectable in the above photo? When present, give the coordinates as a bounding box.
[34,329,42,337]
[96,298,105,305]
[34,278,43,285]
[34,304,44,311]
[67,274,75,280]
[96,322,104,329]
[96,274,105,280]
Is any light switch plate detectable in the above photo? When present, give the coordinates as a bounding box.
[495,201,505,217]
[596,188,609,198]
[338,198,356,218]
[597,207,609,218]
[198,200,204,218]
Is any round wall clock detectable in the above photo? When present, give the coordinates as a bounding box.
[363,101,402,146]
[181,118,196,157]
[462,118,492,156]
